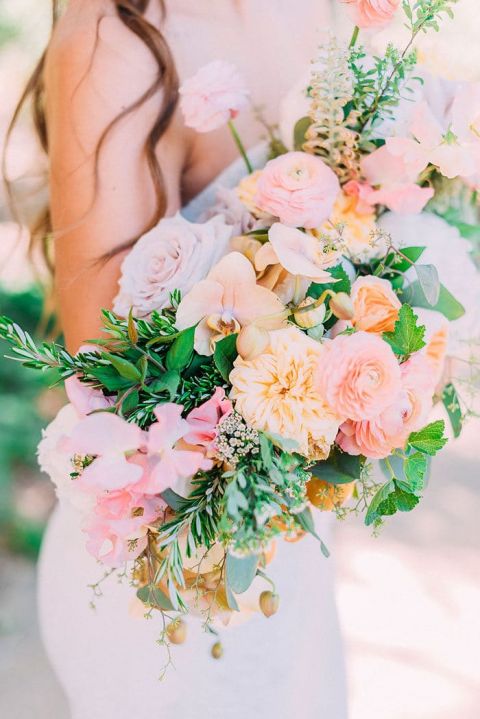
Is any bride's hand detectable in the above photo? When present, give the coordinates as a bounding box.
[45,1,187,352]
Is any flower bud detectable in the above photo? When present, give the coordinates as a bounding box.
[259,590,280,618]
[166,619,187,645]
[211,641,224,660]
[236,324,270,361]
[329,292,354,320]
[293,299,326,329]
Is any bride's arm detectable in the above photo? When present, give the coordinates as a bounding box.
[45,1,187,352]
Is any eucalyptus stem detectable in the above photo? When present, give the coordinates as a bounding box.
[228,119,253,174]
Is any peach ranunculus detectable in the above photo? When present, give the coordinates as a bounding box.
[175,252,286,356]
[343,0,400,28]
[337,351,433,459]
[113,214,232,318]
[179,60,250,133]
[315,331,402,422]
[351,275,401,333]
[230,326,343,460]
[253,152,340,229]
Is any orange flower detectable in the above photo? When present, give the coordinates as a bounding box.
[351,276,401,333]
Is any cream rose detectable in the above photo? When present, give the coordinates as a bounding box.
[113,213,232,318]
[230,326,342,460]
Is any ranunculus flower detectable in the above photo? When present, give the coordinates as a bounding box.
[176,252,286,356]
[230,326,343,460]
[351,275,401,333]
[343,0,400,28]
[84,490,163,567]
[113,214,232,318]
[184,388,233,452]
[315,331,402,421]
[255,223,341,284]
[179,60,250,133]
[254,152,340,229]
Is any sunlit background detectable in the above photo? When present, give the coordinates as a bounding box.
[0,2,479,717]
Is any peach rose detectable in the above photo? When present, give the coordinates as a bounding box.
[254,152,340,229]
[315,331,402,421]
[179,60,250,133]
[230,327,343,460]
[351,276,401,333]
[343,0,400,28]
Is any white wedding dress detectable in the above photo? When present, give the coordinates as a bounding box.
[38,3,350,718]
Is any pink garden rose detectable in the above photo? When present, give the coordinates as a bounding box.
[254,152,340,229]
[179,60,250,133]
[184,388,233,452]
[84,490,163,567]
[316,331,402,421]
[343,0,400,28]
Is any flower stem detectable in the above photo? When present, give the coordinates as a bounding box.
[349,25,360,49]
[228,119,253,174]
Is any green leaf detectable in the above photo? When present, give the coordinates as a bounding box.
[365,480,395,526]
[160,488,190,512]
[391,246,426,272]
[225,553,259,594]
[309,264,351,298]
[391,483,420,513]
[414,264,440,306]
[295,508,330,557]
[408,420,448,456]
[311,450,364,485]
[442,382,463,438]
[365,479,420,526]
[383,304,426,358]
[127,309,139,345]
[293,116,312,151]
[137,584,174,611]
[120,389,139,415]
[150,370,181,400]
[166,325,196,372]
[225,581,240,612]
[404,452,428,493]
[89,366,132,392]
[405,281,465,321]
[213,334,238,382]
[103,353,142,382]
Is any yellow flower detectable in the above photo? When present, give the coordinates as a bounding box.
[230,327,342,460]
[236,170,267,217]
[319,191,382,263]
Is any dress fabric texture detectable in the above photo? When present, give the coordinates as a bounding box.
[37,155,349,719]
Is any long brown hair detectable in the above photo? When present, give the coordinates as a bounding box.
[3,0,179,276]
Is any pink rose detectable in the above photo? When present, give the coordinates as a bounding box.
[343,0,400,28]
[184,388,233,451]
[179,60,250,133]
[254,152,340,229]
[316,331,402,421]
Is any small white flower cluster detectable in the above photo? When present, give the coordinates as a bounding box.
[215,411,260,466]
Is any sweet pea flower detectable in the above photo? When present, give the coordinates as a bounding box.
[176,252,286,356]
[84,490,163,567]
[361,144,434,214]
[255,223,341,285]
[184,388,233,452]
[66,413,145,492]
[315,331,402,421]
[343,0,400,28]
[179,60,250,133]
[254,152,340,229]
[64,375,115,417]
[137,404,212,495]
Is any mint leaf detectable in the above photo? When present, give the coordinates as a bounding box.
[442,383,463,439]
[365,478,420,526]
[383,304,426,358]
[408,420,448,456]
[404,452,428,493]
[365,480,395,526]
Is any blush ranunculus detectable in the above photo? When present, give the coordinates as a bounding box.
[351,275,401,333]
[315,331,402,421]
[184,388,233,452]
[253,152,340,229]
[113,214,232,318]
[179,60,250,133]
[343,0,400,28]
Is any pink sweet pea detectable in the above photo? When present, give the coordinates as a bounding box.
[66,413,145,491]
[343,0,400,28]
[254,152,340,229]
[179,60,250,133]
[64,375,114,417]
[137,404,212,495]
[184,388,233,451]
[84,490,163,567]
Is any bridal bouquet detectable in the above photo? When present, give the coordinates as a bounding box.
[1,0,477,648]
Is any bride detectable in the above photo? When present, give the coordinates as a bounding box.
[33,1,350,718]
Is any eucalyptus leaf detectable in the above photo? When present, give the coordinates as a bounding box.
[414,264,440,306]
[404,281,465,321]
[225,553,259,594]
[442,382,463,438]
[137,584,174,611]
[161,488,190,512]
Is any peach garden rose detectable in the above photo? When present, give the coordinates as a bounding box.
[343,0,400,28]
[351,275,401,333]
